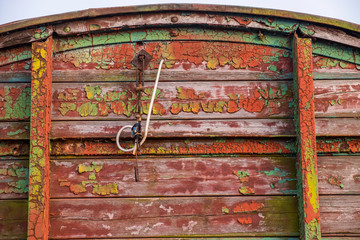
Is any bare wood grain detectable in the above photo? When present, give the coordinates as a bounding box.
[49,196,298,238]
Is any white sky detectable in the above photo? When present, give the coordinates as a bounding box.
[0,0,359,26]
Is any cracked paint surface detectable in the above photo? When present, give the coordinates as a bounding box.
[0,85,31,120]
[59,162,118,196]
[0,163,29,194]
[53,83,292,119]
[28,37,53,240]
[293,37,321,240]
[54,41,292,73]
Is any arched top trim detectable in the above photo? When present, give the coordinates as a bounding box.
[0,4,359,34]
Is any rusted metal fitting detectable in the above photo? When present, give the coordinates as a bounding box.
[136,84,144,91]
[131,49,153,70]
[171,16,179,23]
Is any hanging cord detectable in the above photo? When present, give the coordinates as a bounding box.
[140,59,164,146]
[116,59,164,152]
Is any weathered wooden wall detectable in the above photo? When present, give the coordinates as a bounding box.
[0,6,360,240]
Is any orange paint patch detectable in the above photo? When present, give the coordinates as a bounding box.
[237,217,253,224]
[233,201,264,213]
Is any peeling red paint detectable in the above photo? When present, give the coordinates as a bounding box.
[53,41,292,73]
[328,176,344,188]
[237,217,253,224]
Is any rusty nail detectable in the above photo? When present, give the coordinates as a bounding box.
[171,16,178,23]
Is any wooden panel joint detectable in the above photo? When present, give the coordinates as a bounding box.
[28,37,53,240]
[293,34,321,240]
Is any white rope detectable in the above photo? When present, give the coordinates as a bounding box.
[116,59,164,152]
[140,59,164,146]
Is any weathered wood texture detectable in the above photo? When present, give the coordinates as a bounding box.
[0,200,27,239]
[28,37,53,240]
[3,78,360,122]
[320,196,360,236]
[293,37,321,239]
[318,156,360,195]
[0,160,28,199]
[1,155,359,200]
[47,195,360,238]
[2,137,360,157]
[49,196,299,238]
[50,157,297,198]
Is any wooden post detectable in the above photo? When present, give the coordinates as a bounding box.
[293,35,321,240]
[28,37,53,240]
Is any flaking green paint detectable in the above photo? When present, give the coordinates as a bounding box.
[0,164,29,194]
[261,167,290,177]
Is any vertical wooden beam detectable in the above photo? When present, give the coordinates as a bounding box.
[293,35,321,240]
[28,37,53,240]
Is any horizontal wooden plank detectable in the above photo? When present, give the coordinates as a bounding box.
[2,79,360,122]
[313,42,360,66]
[0,26,53,49]
[314,80,360,117]
[0,160,28,199]
[53,41,292,73]
[52,238,359,240]
[51,81,293,120]
[316,118,360,137]
[53,12,300,37]
[49,118,360,139]
[2,137,360,157]
[0,45,31,67]
[0,71,30,83]
[320,195,360,236]
[313,70,360,80]
[0,122,29,140]
[0,200,27,239]
[52,69,293,82]
[0,141,29,156]
[49,196,298,238]
[50,119,295,139]
[299,24,360,49]
[3,155,360,200]
[50,157,297,198]
[50,138,295,156]
[0,83,30,121]
[50,80,360,120]
[54,27,292,53]
[318,156,360,195]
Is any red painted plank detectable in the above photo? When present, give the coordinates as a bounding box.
[50,157,296,198]
[320,196,360,236]
[50,119,295,139]
[28,37,53,240]
[4,155,360,199]
[49,196,298,238]
[293,36,321,239]
[318,156,360,194]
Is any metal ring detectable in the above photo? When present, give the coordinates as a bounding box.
[116,125,135,152]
